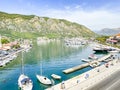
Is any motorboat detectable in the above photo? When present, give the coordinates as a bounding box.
[93,47,108,53]
[88,54,98,60]
[81,59,91,62]
[51,74,61,80]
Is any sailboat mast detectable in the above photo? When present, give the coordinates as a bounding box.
[21,50,24,74]
[0,35,2,48]
[40,50,43,76]
[40,60,42,75]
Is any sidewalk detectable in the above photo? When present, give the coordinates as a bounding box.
[46,59,120,90]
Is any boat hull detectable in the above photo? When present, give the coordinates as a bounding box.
[51,74,61,80]
[36,74,52,85]
[93,49,108,53]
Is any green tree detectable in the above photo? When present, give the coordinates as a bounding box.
[1,38,10,44]
[96,36,109,43]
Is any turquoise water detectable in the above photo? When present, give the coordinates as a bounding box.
[0,40,104,90]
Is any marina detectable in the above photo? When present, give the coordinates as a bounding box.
[0,41,119,90]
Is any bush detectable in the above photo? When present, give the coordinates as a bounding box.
[1,38,10,44]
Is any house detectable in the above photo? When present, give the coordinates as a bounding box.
[106,33,120,44]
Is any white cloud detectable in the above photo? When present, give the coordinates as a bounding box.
[75,5,81,9]
[39,8,120,31]
[64,6,71,10]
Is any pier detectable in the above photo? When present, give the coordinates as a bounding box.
[63,54,112,74]
[0,48,23,67]
[0,47,31,67]
[46,58,120,90]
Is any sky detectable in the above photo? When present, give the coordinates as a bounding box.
[0,0,120,31]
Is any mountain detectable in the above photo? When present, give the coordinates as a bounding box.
[97,28,120,36]
[0,11,96,39]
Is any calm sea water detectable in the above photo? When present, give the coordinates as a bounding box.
[0,40,104,90]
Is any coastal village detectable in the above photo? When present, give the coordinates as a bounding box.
[0,35,32,67]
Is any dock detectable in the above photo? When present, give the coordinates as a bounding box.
[46,59,120,90]
[0,49,23,67]
[63,54,112,74]
[0,47,30,67]
[63,63,89,74]
[98,54,112,62]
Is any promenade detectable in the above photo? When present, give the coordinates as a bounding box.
[46,57,120,90]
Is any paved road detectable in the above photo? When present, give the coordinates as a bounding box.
[87,70,120,90]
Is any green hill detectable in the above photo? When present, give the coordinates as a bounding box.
[0,11,96,39]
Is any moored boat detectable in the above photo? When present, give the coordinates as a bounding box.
[88,54,98,60]
[18,74,33,90]
[51,74,61,80]
[36,74,52,85]
[93,47,108,53]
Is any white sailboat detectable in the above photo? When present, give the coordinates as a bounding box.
[18,51,33,90]
[36,51,52,85]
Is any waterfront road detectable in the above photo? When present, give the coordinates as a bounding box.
[87,70,120,90]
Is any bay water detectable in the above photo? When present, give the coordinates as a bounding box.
[0,40,104,90]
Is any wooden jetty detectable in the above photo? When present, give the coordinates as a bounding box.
[63,54,112,74]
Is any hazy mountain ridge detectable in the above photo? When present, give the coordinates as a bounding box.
[97,28,120,36]
[0,11,96,39]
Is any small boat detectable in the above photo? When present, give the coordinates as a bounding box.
[81,59,91,62]
[88,54,98,60]
[36,75,52,85]
[51,74,61,80]
[108,48,119,53]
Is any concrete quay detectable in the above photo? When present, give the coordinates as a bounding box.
[0,47,31,67]
[46,58,120,90]
[63,54,112,74]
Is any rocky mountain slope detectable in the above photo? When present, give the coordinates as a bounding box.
[0,11,96,39]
